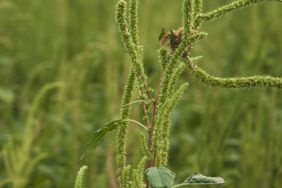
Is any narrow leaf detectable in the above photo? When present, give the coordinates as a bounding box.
[81,120,123,159]
[81,119,146,159]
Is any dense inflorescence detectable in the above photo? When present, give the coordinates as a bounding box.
[77,0,282,187]
[114,0,282,187]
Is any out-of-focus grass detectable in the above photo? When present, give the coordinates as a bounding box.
[0,0,282,187]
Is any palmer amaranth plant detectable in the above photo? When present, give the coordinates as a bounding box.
[75,0,282,188]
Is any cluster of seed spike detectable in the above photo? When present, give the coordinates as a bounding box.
[115,0,282,187]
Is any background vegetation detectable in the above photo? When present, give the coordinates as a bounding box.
[0,0,282,187]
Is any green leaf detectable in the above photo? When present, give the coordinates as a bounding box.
[81,118,147,159]
[171,173,225,188]
[146,167,175,188]
[88,120,123,148]
[81,120,123,159]
[184,173,225,184]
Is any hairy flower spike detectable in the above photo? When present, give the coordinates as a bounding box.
[187,60,282,88]
[158,30,205,110]
[183,0,194,34]
[194,0,203,29]
[154,83,189,166]
[159,118,170,166]
[74,166,88,188]
[116,1,153,187]
[168,62,186,97]
[123,165,132,188]
[194,0,203,15]
[159,48,171,70]
[188,32,207,44]
[159,36,189,107]
[116,1,131,52]
[133,157,147,188]
[158,83,189,166]
[117,1,149,99]
[140,134,152,159]
[194,0,282,26]
[117,66,135,186]
[129,0,139,45]
[152,120,162,166]
[116,0,143,78]
[120,69,136,118]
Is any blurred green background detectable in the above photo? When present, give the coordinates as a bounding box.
[0,0,282,187]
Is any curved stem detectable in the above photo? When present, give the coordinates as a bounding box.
[186,57,282,89]
[171,183,190,188]
[172,183,225,188]
[194,0,282,26]
[122,100,147,107]
[123,119,148,130]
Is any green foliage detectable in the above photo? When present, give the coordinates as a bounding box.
[74,166,88,188]
[2,141,47,188]
[146,167,175,188]
[0,82,63,188]
[0,87,14,103]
